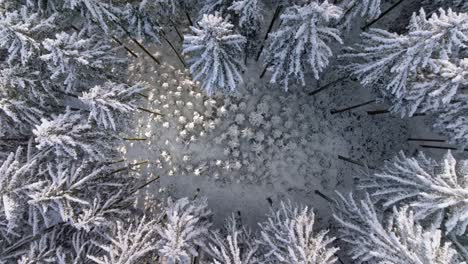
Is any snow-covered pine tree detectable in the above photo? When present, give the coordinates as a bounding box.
[41,30,126,93]
[204,215,258,264]
[199,0,230,18]
[156,197,211,263]
[87,216,158,264]
[359,151,468,235]
[339,0,381,30]
[228,0,262,35]
[155,0,195,22]
[258,201,338,263]
[32,111,118,160]
[62,0,121,33]
[122,1,162,44]
[79,82,145,130]
[264,1,343,91]
[183,13,246,94]
[334,192,466,264]
[344,8,468,117]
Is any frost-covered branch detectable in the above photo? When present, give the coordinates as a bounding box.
[33,111,118,160]
[0,99,43,137]
[79,82,145,130]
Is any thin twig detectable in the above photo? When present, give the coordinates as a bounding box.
[407,138,445,143]
[330,99,376,115]
[338,155,375,170]
[185,11,194,27]
[109,160,149,176]
[314,190,334,204]
[308,76,348,96]
[123,137,148,141]
[162,34,186,67]
[137,107,163,116]
[420,145,468,152]
[367,109,427,117]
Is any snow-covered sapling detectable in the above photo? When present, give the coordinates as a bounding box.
[360,151,468,235]
[334,193,465,264]
[258,201,338,263]
[183,13,246,94]
[264,1,343,91]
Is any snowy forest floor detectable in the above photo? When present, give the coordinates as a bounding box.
[122,0,465,240]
